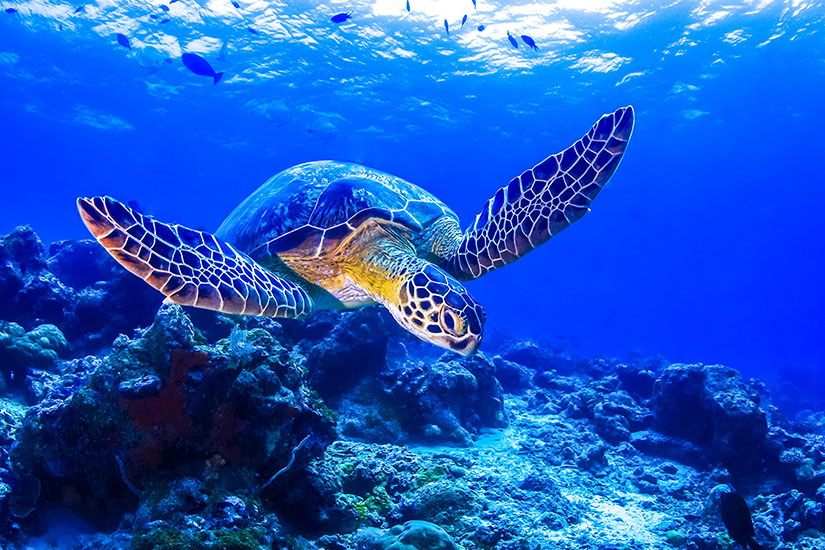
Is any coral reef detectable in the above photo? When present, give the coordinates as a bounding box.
[0,226,824,549]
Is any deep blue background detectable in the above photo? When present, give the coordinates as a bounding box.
[1,1,823,396]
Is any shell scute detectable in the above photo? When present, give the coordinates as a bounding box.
[215,161,456,259]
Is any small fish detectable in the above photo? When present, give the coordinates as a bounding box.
[160,17,170,23]
[405,0,409,12]
[507,30,518,49]
[472,0,476,8]
[444,19,449,35]
[248,27,258,34]
[150,13,158,18]
[160,4,169,11]
[330,12,351,23]
[461,14,467,28]
[74,5,84,13]
[170,0,179,3]
[231,0,239,7]
[182,52,224,84]
[521,34,538,51]
[477,25,485,32]
[5,7,17,13]
[116,33,131,50]
[721,492,763,550]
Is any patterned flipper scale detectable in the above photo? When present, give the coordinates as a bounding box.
[77,197,313,318]
[449,106,635,280]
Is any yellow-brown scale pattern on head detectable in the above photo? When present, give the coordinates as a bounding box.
[300,220,486,355]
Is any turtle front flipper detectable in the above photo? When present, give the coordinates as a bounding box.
[77,197,313,318]
[447,106,634,280]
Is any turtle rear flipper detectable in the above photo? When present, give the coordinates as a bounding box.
[77,197,313,318]
[448,106,634,280]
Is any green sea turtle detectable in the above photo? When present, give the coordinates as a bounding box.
[77,106,634,355]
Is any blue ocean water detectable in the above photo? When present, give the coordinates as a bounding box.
[1,0,823,390]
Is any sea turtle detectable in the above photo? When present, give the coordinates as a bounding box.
[77,106,634,355]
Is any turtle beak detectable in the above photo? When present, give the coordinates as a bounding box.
[452,333,481,356]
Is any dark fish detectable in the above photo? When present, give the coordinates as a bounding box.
[182,52,224,84]
[507,30,518,49]
[405,0,409,12]
[150,13,158,18]
[160,17,170,23]
[116,33,131,49]
[170,0,179,3]
[248,26,258,34]
[444,19,449,35]
[231,0,239,7]
[5,7,17,13]
[160,4,169,11]
[721,492,763,550]
[461,14,467,28]
[521,34,538,51]
[330,12,351,23]
[74,5,84,13]
[477,25,485,32]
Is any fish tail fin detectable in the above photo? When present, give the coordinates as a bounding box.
[213,72,224,84]
[747,539,763,550]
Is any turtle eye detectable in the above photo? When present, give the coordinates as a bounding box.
[440,307,466,336]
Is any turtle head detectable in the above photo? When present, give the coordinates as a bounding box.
[393,264,485,355]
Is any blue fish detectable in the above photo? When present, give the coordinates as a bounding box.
[182,52,223,84]
[406,0,409,12]
[150,13,158,18]
[5,7,17,13]
[231,0,239,8]
[159,17,170,23]
[477,25,485,32]
[521,34,538,51]
[461,14,467,28]
[248,27,258,34]
[507,30,518,49]
[170,0,179,3]
[472,0,476,8]
[116,33,131,49]
[160,4,169,11]
[330,12,351,23]
[444,19,449,35]
[74,6,84,13]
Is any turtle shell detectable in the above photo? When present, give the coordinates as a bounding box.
[215,161,457,259]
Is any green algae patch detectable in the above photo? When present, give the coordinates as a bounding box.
[211,528,267,550]
[355,484,394,520]
[132,528,200,550]
[665,530,685,546]
[415,465,448,488]
[132,527,266,550]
